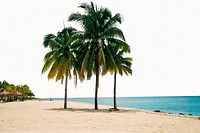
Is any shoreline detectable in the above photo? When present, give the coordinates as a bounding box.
[41,97,200,117]
[1,100,200,133]
[70,99,200,119]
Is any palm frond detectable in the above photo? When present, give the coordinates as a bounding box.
[55,59,67,83]
[103,27,125,41]
[123,57,133,68]
[121,65,132,75]
[86,46,95,79]
[102,44,116,75]
[47,62,58,80]
[79,2,91,11]
[43,50,56,61]
[80,48,90,77]
[42,51,57,74]
[108,38,130,53]
[73,68,78,88]
[41,59,54,74]
[99,46,106,70]
[68,12,82,22]
[102,13,122,32]
[43,34,56,48]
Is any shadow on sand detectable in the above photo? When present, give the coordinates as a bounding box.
[46,108,138,113]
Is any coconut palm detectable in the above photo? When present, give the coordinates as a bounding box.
[1,80,9,89]
[42,27,78,109]
[68,2,127,110]
[104,40,132,110]
[113,55,132,110]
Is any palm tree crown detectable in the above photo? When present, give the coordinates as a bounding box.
[42,27,78,109]
[68,2,131,110]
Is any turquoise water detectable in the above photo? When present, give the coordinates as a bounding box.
[53,96,200,116]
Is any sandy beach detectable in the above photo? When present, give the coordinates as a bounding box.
[0,100,200,133]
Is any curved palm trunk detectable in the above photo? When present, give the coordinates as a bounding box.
[64,72,68,109]
[95,71,99,110]
[114,71,117,109]
[95,50,99,110]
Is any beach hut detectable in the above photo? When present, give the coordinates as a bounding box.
[0,92,3,101]
[0,91,16,102]
[16,92,27,101]
[0,91,15,96]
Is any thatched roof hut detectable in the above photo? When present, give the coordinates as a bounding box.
[0,91,16,96]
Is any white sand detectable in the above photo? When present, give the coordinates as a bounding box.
[0,100,200,133]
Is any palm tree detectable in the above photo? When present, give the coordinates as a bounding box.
[113,55,132,110]
[104,40,132,110]
[42,27,78,109]
[68,2,127,110]
[1,80,9,89]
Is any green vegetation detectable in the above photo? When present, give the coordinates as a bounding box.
[42,2,132,110]
[0,80,35,102]
[42,27,78,109]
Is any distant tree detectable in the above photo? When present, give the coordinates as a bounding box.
[0,81,34,101]
[2,80,9,89]
[27,91,35,97]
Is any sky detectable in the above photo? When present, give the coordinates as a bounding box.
[0,0,200,98]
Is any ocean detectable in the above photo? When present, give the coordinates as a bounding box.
[53,96,200,116]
